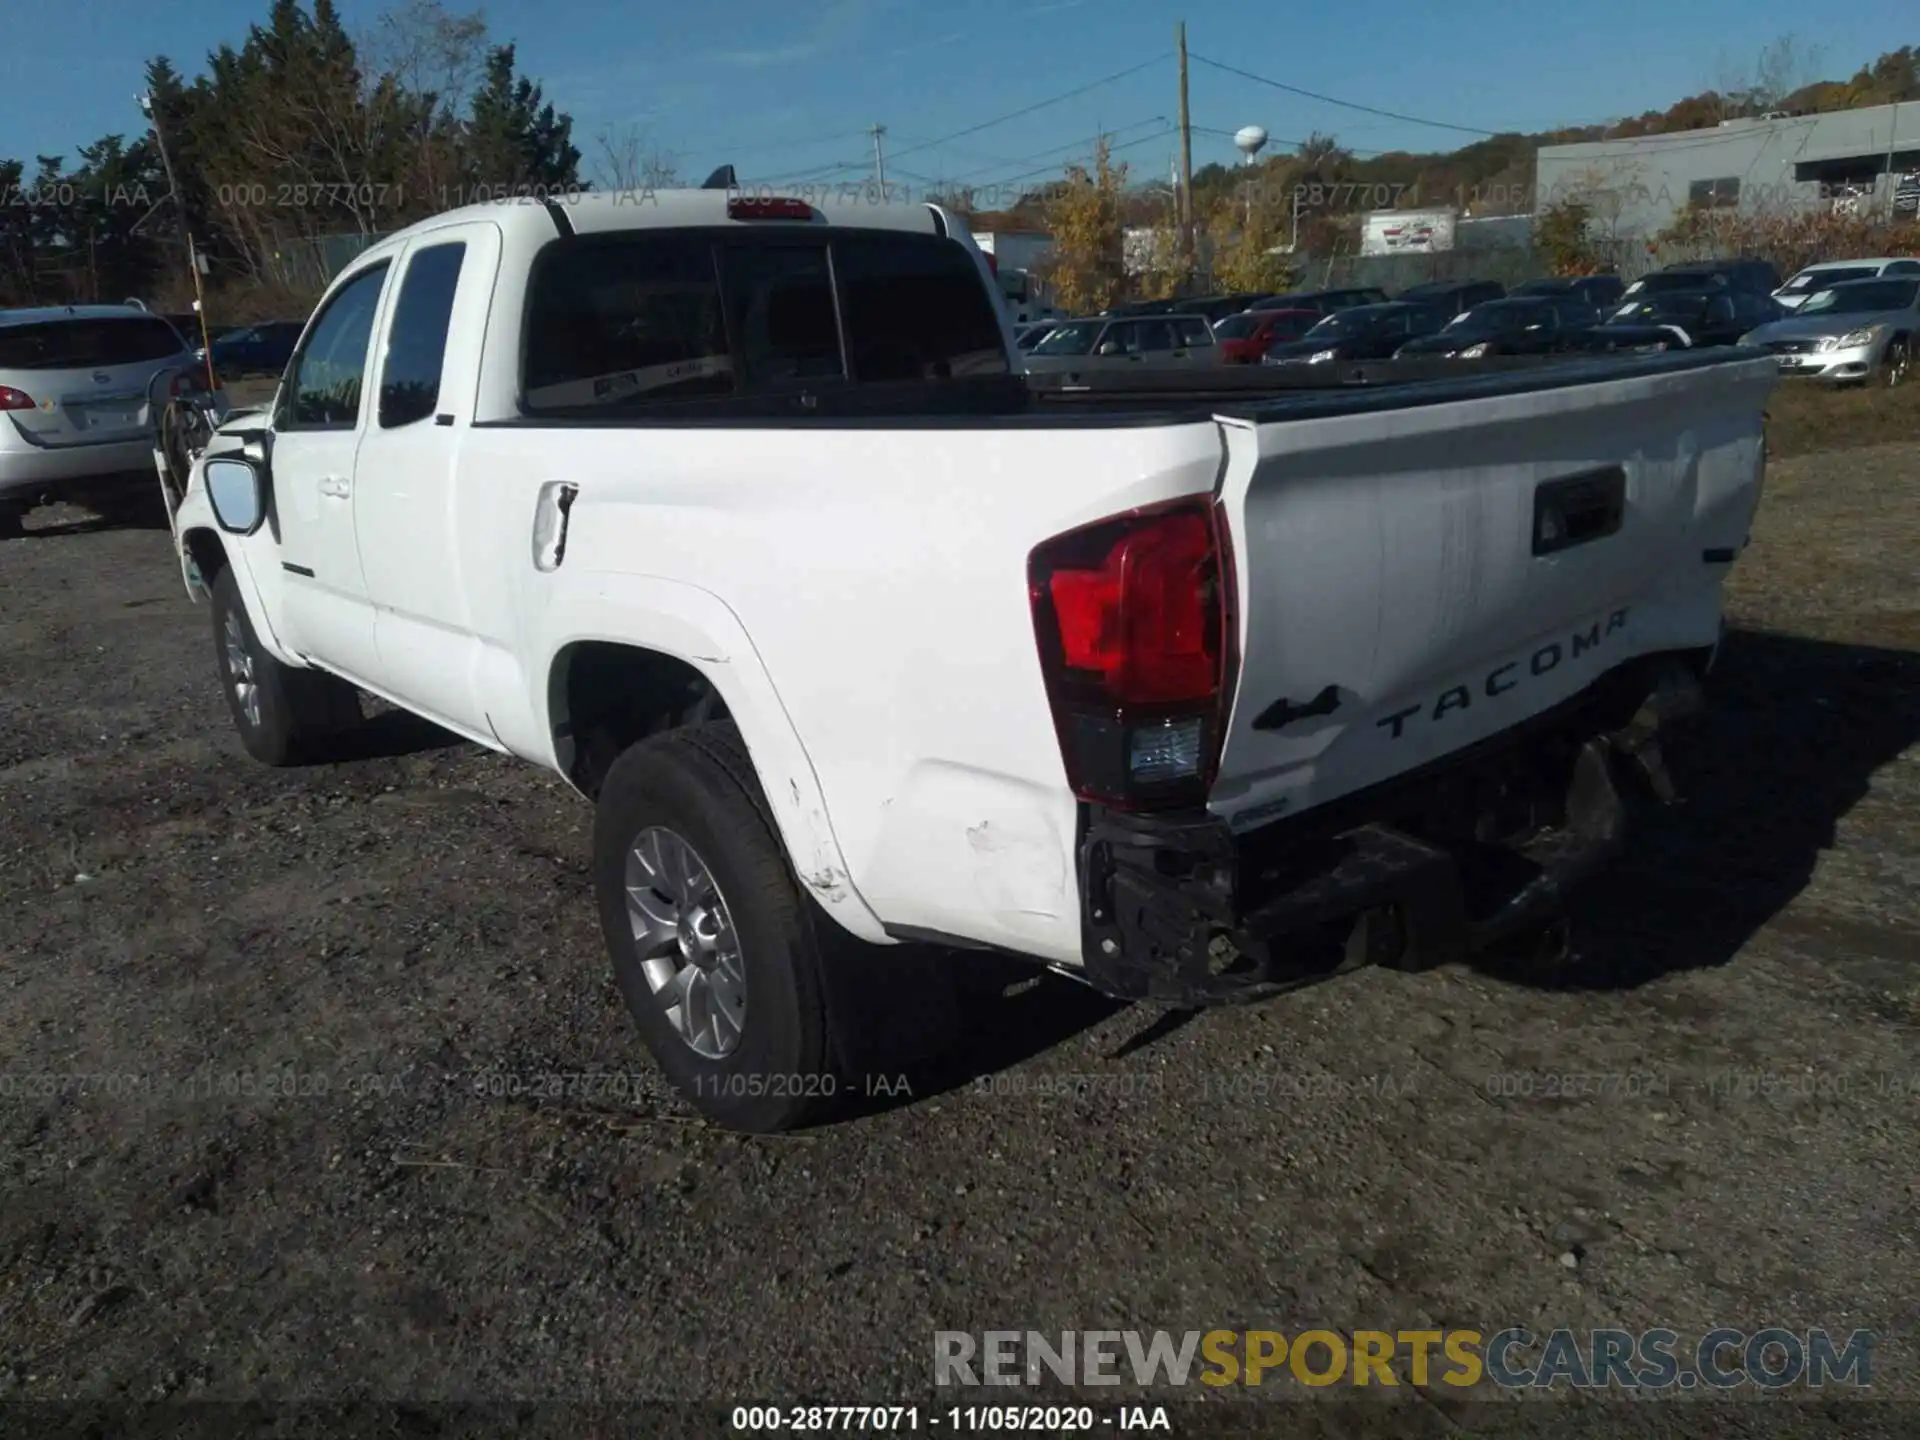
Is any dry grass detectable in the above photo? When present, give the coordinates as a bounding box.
[1765,374,1920,461]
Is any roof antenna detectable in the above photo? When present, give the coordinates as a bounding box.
[701,165,737,190]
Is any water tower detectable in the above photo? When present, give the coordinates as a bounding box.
[1233,126,1269,226]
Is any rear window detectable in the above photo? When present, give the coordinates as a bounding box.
[521,229,1007,413]
[0,316,184,370]
[835,233,1008,380]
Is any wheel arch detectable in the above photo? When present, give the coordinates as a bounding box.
[538,588,888,946]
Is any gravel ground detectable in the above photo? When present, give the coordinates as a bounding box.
[0,426,1916,1435]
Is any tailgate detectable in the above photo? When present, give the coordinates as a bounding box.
[1207,354,1775,832]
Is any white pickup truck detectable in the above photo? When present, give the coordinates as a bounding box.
[165,188,1774,1131]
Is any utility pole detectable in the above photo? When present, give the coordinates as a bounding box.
[139,91,216,387]
[869,123,888,198]
[1176,22,1194,274]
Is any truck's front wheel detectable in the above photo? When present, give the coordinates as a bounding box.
[210,566,362,765]
[593,722,838,1133]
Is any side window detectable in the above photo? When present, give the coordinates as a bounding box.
[1708,296,1736,324]
[380,241,466,428]
[523,234,732,413]
[1100,322,1134,353]
[281,262,389,430]
[1177,317,1212,347]
[721,244,842,387]
[1884,261,1920,276]
[1136,320,1176,352]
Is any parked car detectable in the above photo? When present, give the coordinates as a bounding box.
[1247,287,1390,315]
[1023,313,1220,373]
[1394,279,1506,319]
[1772,257,1920,311]
[1626,259,1781,299]
[1100,298,1185,318]
[1210,307,1320,363]
[0,304,217,539]
[1181,292,1276,325]
[1012,321,1058,353]
[1510,274,1626,313]
[1263,301,1446,364]
[166,188,1769,1134]
[196,321,307,377]
[163,312,204,345]
[1393,296,1598,359]
[1741,276,1919,384]
[1587,288,1780,352]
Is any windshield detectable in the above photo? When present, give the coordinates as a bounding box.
[1781,266,1879,293]
[1795,280,1917,316]
[1030,321,1101,356]
[1610,293,1712,324]
[1623,272,1723,297]
[1443,300,1544,333]
[1305,306,1390,338]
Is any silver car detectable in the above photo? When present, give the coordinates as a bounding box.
[1740,276,1919,385]
[1771,257,1920,311]
[0,305,206,536]
[1023,313,1221,377]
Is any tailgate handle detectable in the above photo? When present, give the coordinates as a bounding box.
[1253,683,1343,732]
[1533,466,1625,557]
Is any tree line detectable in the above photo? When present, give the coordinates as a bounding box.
[0,0,580,310]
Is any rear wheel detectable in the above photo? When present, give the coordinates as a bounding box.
[210,565,362,765]
[593,721,840,1133]
[1883,337,1911,388]
[0,499,26,540]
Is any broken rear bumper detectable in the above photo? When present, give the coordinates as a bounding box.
[1074,650,1712,1004]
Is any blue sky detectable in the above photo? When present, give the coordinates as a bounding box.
[6,0,1914,197]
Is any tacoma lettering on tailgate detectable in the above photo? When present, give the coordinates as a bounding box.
[1375,608,1630,741]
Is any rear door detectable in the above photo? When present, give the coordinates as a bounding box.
[0,315,187,451]
[353,223,500,737]
[1206,355,1776,831]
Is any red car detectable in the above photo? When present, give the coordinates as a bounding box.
[1211,308,1321,364]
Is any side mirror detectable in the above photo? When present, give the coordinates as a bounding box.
[204,456,268,536]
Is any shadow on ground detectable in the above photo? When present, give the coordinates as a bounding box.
[1482,626,1920,991]
[304,706,469,765]
[14,473,175,536]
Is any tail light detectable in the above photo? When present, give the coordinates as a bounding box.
[0,385,36,411]
[1028,498,1238,811]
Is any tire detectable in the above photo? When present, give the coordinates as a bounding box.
[1883,337,1911,388]
[593,721,839,1133]
[0,500,24,541]
[210,564,362,765]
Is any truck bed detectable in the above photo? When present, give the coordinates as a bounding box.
[467,348,1767,430]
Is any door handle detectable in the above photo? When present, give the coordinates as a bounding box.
[318,475,350,499]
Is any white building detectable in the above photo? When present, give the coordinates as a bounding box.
[1534,101,1920,240]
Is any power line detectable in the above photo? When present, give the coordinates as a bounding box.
[887,55,1168,164]
[1189,123,1392,158]
[764,54,1169,188]
[965,125,1182,196]
[1188,52,1499,138]
[941,117,1172,184]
